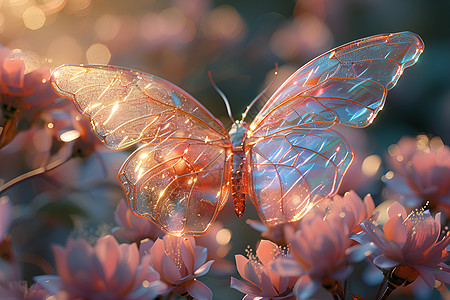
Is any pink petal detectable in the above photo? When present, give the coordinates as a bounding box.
[414,266,436,288]
[364,194,375,217]
[235,255,249,279]
[256,240,279,266]
[387,201,407,219]
[434,268,450,284]
[34,275,62,295]
[257,267,278,296]
[360,221,389,253]
[65,239,102,283]
[185,280,212,300]
[384,214,407,246]
[139,239,154,257]
[245,259,263,287]
[2,59,25,88]
[373,255,399,269]
[193,246,208,270]
[346,243,375,262]
[162,253,181,283]
[293,275,320,299]
[246,220,269,233]
[194,260,214,277]
[230,277,261,295]
[331,265,353,282]
[181,237,195,273]
[95,235,120,281]
[23,67,50,93]
[150,238,165,273]
[271,257,303,277]
[52,245,72,283]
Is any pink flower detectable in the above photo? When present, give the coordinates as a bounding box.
[384,135,450,215]
[0,47,58,148]
[324,191,377,235]
[357,201,450,289]
[0,281,49,300]
[230,240,297,300]
[36,235,167,299]
[272,214,372,299]
[140,235,214,300]
[0,197,12,242]
[112,199,163,243]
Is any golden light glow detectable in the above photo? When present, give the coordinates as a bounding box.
[416,135,429,152]
[216,228,231,245]
[384,171,394,180]
[47,36,83,66]
[23,6,46,30]
[0,12,5,34]
[361,154,381,177]
[202,5,245,40]
[86,43,111,64]
[430,136,444,152]
[60,130,81,142]
[95,14,121,41]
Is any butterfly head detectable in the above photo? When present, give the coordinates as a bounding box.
[229,121,248,150]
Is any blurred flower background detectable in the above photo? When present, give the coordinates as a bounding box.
[0,0,449,299]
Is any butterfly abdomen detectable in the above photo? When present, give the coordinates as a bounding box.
[229,122,249,218]
[231,148,247,218]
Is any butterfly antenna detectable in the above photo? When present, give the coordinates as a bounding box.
[208,71,235,124]
[241,63,278,122]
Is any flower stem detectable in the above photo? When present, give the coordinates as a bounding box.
[324,279,345,300]
[376,274,388,300]
[379,283,396,300]
[0,154,73,196]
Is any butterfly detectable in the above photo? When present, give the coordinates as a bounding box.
[51,32,423,236]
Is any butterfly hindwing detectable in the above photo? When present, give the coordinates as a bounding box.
[247,129,353,225]
[51,65,228,149]
[119,137,230,236]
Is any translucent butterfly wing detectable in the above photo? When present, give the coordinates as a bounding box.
[247,129,353,225]
[51,65,229,149]
[246,32,423,225]
[51,65,231,236]
[120,137,230,236]
[250,32,424,137]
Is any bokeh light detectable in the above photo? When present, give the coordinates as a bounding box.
[86,43,111,64]
[361,154,382,177]
[22,6,46,30]
[201,5,245,41]
[47,36,83,66]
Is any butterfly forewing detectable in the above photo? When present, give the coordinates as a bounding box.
[51,65,228,149]
[247,129,353,225]
[250,32,424,137]
[119,137,230,236]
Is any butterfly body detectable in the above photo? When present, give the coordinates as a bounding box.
[51,32,424,236]
[229,122,249,218]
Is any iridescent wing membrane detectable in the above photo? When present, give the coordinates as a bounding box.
[51,65,230,236]
[246,32,424,225]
